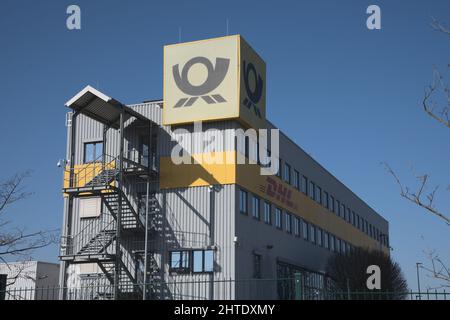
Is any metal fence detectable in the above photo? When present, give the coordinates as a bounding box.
[1,277,449,300]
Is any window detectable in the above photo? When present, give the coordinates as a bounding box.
[340,203,345,219]
[252,195,260,220]
[330,235,335,252]
[84,141,103,163]
[193,250,214,273]
[277,158,282,178]
[244,136,250,159]
[342,241,347,254]
[170,251,190,272]
[253,253,262,279]
[264,201,271,224]
[347,208,351,223]
[357,214,361,230]
[309,224,316,243]
[293,170,300,190]
[316,186,322,204]
[79,197,101,218]
[302,221,309,240]
[261,148,271,168]
[239,189,248,214]
[336,200,341,216]
[285,213,292,234]
[317,228,323,247]
[193,250,203,272]
[301,176,308,194]
[79,263,101,275]
[335,238,341,253]
[308,181,315,199]
[324,232,329,249]
[324,191,329,209]
[275,208,282,229]
[294,217,300,237]
[284,163,291,184]
[139,135,150,167]
[330,196,335,212]
[352,211,356,226]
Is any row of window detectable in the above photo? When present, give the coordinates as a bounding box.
[276,162,389,248]
[169,249,214,274]
[239,189,357,254]
[239,139,388,248]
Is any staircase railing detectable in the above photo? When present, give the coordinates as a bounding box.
[61,213,116,256]
[64,151,157,190]
[64,154,118,189]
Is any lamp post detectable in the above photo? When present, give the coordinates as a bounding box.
[416,262,422,300]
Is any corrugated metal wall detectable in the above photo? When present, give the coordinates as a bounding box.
[153,184,236,300]
[63,101,238,299]
[61,98,389,300]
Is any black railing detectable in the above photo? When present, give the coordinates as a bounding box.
[1,278,448,300]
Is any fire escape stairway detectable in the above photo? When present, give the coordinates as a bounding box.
[63,162,147,298]
[101,189,145,232]
[84,168,119,187]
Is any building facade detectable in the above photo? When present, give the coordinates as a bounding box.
[0,261,60,300]
[58,35,389,300]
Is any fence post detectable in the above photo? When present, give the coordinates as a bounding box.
[294,273,302,300]
[0,274,6,300]
[346,278,351,300]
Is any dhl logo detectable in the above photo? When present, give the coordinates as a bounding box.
[260,177,297,210]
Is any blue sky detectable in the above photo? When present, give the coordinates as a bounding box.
[0,0,449,291]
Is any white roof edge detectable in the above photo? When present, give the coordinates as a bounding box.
[65,85,112,107]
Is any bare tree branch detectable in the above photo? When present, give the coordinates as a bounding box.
[0,171,33,214]
[421,250,450,289]
[430,17,450,36]
[383,163,450,225]
[423,68,450,129]
[0,171,59,270]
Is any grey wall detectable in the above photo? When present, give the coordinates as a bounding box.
[157,184,236,299]
[60,98,389,300]
[270,120,389,238]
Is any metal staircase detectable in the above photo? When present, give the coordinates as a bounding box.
[61,152,159,299]
[78,229,116,255]
[102,190,144,231]
[61,87,161,300]
[85,168,119,187]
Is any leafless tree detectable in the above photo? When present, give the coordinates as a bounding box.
[385,18,449,288]
[0,171,58,286]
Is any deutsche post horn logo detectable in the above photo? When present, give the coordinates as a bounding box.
[242,61,263,118]
[172,56,230,108]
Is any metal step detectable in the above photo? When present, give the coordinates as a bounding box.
[85,169,119,187]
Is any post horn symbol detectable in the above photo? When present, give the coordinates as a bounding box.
[173,56,230,108]
[242,61,263,118]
